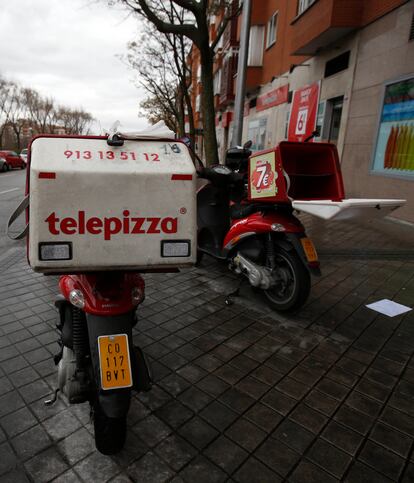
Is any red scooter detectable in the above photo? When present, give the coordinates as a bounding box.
[196,142,320,311]
[49,271,152,454]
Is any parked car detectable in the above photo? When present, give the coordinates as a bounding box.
[0,150,26,170]
[20,148,28,163]
[0,154,8,172]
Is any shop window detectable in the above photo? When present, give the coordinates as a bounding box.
[266,12,278,48]
[297,0,316,15]
[248,26,265,66]
[248,118,267,151]
[324,51,350,78]
[372,77,414,178]
[327,97,343,144]
[284,108,290,139]
[315,97,343,143]
[315,101,326,141]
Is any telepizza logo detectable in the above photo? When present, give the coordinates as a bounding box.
[45,211,178,240]
[251,160,275,192]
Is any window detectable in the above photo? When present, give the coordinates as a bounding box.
[248,118,267,151]
[297,0,316,15]
[248,26,265,66]
[266,12,278,48]
[372,77,414,178]
[324,51,350,78]
[214,70,222,95]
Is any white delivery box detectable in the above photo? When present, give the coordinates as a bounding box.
[27,135,197,273]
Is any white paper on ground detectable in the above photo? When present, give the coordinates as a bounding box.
[365,299,412,317]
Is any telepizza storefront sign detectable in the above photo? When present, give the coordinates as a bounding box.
[256,85,289,112]
[288,82,320,142]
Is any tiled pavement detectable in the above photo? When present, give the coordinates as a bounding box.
[1,215,414,482]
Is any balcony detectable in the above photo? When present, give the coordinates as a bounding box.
[290,0,362,55]
[219,52,238,108]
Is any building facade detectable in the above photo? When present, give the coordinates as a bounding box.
[188,0,414,222]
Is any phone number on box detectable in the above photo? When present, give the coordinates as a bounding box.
[63,144,182,162]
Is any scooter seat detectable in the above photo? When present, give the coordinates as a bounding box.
[230,203,259,219]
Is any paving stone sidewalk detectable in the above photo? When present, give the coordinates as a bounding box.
[0,215,414,482]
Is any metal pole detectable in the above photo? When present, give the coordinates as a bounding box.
[231,0,252,147]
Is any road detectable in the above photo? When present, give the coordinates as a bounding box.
[0,169,26,256]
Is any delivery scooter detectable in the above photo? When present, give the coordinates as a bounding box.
[196,142,320,312]
[196,135,406,312]
[42,134,160,454]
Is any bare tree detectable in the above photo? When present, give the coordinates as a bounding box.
[57,107,94,135]
[114,0,236,165]
[0,78,16,148]
[125,12,194,139]
[0,74,95,149]
[6,83,28,150]
[21,88,55,134]
[126,33,183,134]
[139,96,178,132]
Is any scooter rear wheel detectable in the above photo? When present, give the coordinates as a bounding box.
[93,401,127,455]
[263,248,310,312]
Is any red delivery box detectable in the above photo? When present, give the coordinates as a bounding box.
[248,142,345,203]
[248,141,405,220]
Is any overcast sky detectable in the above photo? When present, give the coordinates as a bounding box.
[0,0,150,133]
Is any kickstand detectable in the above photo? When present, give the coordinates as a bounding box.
[44,388,60,406]
[225,279,245,306]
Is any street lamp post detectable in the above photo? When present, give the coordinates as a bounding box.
[231,0,252,147]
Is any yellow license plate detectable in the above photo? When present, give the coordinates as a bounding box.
[301,238,318,262]
[98,334,133,390]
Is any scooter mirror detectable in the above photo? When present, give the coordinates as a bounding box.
[180,136,192,147]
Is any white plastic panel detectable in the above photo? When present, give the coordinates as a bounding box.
[28,136,197,272]
[292,198,406,221]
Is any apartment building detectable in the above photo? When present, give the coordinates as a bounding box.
[188,0,414,222]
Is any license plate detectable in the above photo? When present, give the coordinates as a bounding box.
[98,334,133,390]
[300,238,318,262]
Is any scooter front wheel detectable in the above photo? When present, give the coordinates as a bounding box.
[263,248,310,312]
[93,400,127,455]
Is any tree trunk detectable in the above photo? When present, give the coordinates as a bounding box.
[200,47,219,166]
[184,90,195,144]
[176,89,185,137]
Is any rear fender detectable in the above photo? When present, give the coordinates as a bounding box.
[276,233,321,276]
[86,312,151,418]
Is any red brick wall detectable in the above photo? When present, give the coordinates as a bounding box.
[259,0,308,84]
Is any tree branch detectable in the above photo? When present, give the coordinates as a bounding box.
[210,2,241,52]
[126,0,200,44]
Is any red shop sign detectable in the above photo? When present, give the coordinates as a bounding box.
[256,85,289,112]
[288,82,320,142]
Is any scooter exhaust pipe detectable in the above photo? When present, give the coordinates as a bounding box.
[232,253,273,289]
